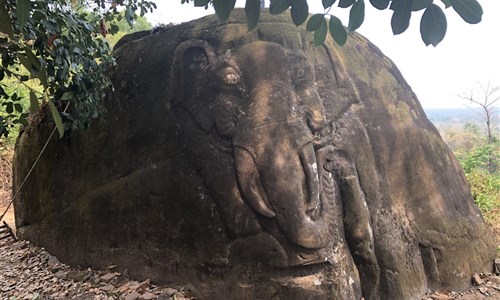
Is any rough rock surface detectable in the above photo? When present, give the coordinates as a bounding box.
[13,10,495,300]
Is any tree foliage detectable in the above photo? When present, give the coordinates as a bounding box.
[0,0,155,138]
[0,0,486,140]
[183,0,483,47]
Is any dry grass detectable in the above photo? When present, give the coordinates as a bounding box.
[0,146,13,207]
[484,207,500,255]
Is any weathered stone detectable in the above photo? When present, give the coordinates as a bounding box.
[488,276,500,285]
[495,258,500,275]
[124,291,141,300]
[100,284,114,293]
[65,270,91,282]
[430,292,450,300]
[473,273,484,285]
[12,9,495,300]
[53,271,65,279]
[100,273,115,283]
[162,288,177,297]
[139,292,155,300]
[460,294,485,300]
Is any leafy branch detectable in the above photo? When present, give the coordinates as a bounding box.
[183,0,483,47]
[0,0,156,138]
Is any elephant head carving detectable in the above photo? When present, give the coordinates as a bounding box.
[170,39,363,267]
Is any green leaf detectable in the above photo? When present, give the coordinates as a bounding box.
[441,0,452,8]
[322,0,336,9]
[290,0,308,26]
[420,3,447,46]
[390,0,412,35]
[306,14,325,31]
[213,0,236,21]
[194,0,210,6]
[23,47,41,73]
[245,0,261,31]
[329,15,347,46]
[412,0,431,11]
[48,100,64,138]
[60,92,74,100]
[29,91,39,114]
[270,0,291,14]
[0,4,14,37]
[38,65,48,89]
[348,0,365,32]
[14,103,23,113]
[451,0,482,24]
[338,0,355,8]
[16,0,31,29]
[5,102,13,114]
[17,55,33,73]
[369,0,389,10]
[313,17,328,46]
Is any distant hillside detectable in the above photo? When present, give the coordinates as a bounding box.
[424,108,485,128]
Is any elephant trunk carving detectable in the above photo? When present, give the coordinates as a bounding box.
[232,79,331,251]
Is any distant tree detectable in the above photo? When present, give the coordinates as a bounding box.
[459,81,499,173]
[459,82,499,145]
[105,12,153,48]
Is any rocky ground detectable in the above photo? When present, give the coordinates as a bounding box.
[0,237,194,300]
[0,230,499,300]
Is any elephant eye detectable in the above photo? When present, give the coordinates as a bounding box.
[295,68,305,78]
[224,73,239,85]
[291,65,315,89]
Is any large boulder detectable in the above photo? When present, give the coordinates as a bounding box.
[13,10,495,300]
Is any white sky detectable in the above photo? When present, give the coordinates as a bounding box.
[146,1,500,109]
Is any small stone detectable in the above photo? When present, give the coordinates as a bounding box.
[101,284,115,293]
[473,273,484,285]
[118,285,130,293]
[488,275,500,285]
[139,292,155,300]
[139,279,151,289]
[47,255,60,268]
[430,292,451,300]
[478,287,489,294]
[173,292,186,300]
[54,270,65,279]
[124,291,141,300]
[100,273,116,283]
[495,258,500,275]
[461,294,485,300]
[163,288,177,297]
[66,270,91,282]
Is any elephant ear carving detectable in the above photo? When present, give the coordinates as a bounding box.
[171,39,217,131]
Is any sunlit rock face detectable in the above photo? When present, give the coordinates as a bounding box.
[13,10,495,300]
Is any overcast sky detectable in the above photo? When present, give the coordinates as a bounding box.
[146,1,500,109]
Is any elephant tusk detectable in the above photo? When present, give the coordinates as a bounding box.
[300,143,321,220]
[234,147,276,218]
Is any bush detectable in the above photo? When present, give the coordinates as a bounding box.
[465,169,500,212]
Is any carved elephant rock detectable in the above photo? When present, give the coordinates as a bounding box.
[13,10,495,300]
